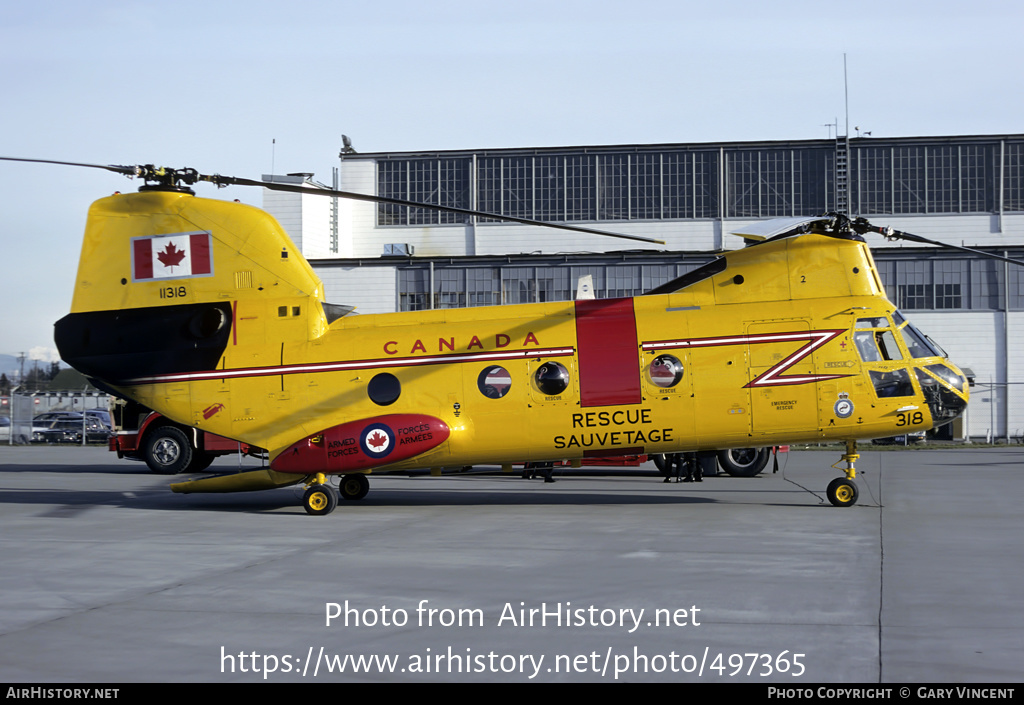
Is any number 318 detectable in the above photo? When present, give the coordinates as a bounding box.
[896,411,924,426]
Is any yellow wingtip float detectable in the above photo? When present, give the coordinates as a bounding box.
[42,163,979,515]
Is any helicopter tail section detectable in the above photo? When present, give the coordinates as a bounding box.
[54,189,327,385]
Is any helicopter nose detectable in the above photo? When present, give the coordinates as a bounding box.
[928,387,966,428]
[929,366,966,426]
[917,363,969,427]
[947,385,967,417]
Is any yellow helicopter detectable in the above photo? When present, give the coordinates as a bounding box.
[5,157,999,515]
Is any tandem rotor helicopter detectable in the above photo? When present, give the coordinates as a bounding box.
[5,155,1019,515]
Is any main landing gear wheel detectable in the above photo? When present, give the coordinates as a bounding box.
[717,448,770,477]
[303,484,338,515]
[826,477,859,507]
[339,473,370,501]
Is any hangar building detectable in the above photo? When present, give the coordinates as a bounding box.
[263,134,1024,442]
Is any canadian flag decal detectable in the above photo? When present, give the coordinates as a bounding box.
[131,232,213,282]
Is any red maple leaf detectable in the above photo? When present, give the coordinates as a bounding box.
[157,242,187,269]
[367,431,388,449]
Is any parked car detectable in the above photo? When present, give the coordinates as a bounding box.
[33,416,111,444]
[84,408,112,430]
[871,432,926,445]
[32,412,83,439]
[33,411,79,423]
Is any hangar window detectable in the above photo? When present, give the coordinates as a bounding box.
[377,158,471,226]
[374,138,1017,231]
[851,143,996,215]
[477,366,511,399]
[399,269,430,311]
[534,362,569,396]
[606,265,641,298]
[648,355,684,388]
[476,156,532,220]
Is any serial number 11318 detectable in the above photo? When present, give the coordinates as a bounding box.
[159,286,188,299]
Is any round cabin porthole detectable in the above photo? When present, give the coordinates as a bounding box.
[367,373,401,406]
[478,365,511,399]
[534,361,569,396]
[649,354,684,388]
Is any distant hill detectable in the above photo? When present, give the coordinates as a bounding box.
[0,355,20,379]
[0,354,67,383]
[49,368,100,391]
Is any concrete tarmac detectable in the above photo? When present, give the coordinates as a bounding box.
[0,444,1022,683]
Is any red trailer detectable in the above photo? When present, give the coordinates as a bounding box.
[109,399,263,474]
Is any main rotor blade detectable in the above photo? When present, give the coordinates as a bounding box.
[0,156,138,177]
[1,157,665,245]
[211,174,666,245]
[729,216,830,241]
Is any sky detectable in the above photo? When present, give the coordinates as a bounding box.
[1,0,1021,358]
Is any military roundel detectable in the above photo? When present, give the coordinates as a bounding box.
[359,422,395,459]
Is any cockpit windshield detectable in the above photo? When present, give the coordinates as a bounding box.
[892,311,943,358]
[854,312,943,362]
[854,312,964,405]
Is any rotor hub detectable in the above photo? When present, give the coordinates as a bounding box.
[135,165,200,194]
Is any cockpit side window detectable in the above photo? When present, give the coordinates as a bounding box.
[856,316,889,329]
[854,331,882,362]
[853,318,903,362]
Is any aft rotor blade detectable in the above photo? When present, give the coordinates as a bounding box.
[209,174,666,245]
[862,224,1024,267]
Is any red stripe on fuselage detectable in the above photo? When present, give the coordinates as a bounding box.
[125,346,576,385]
[574,298,642,407]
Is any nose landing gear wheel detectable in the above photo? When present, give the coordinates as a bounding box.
[826,477,859,507]
[303,484,338,515]
[339,473,370,501]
